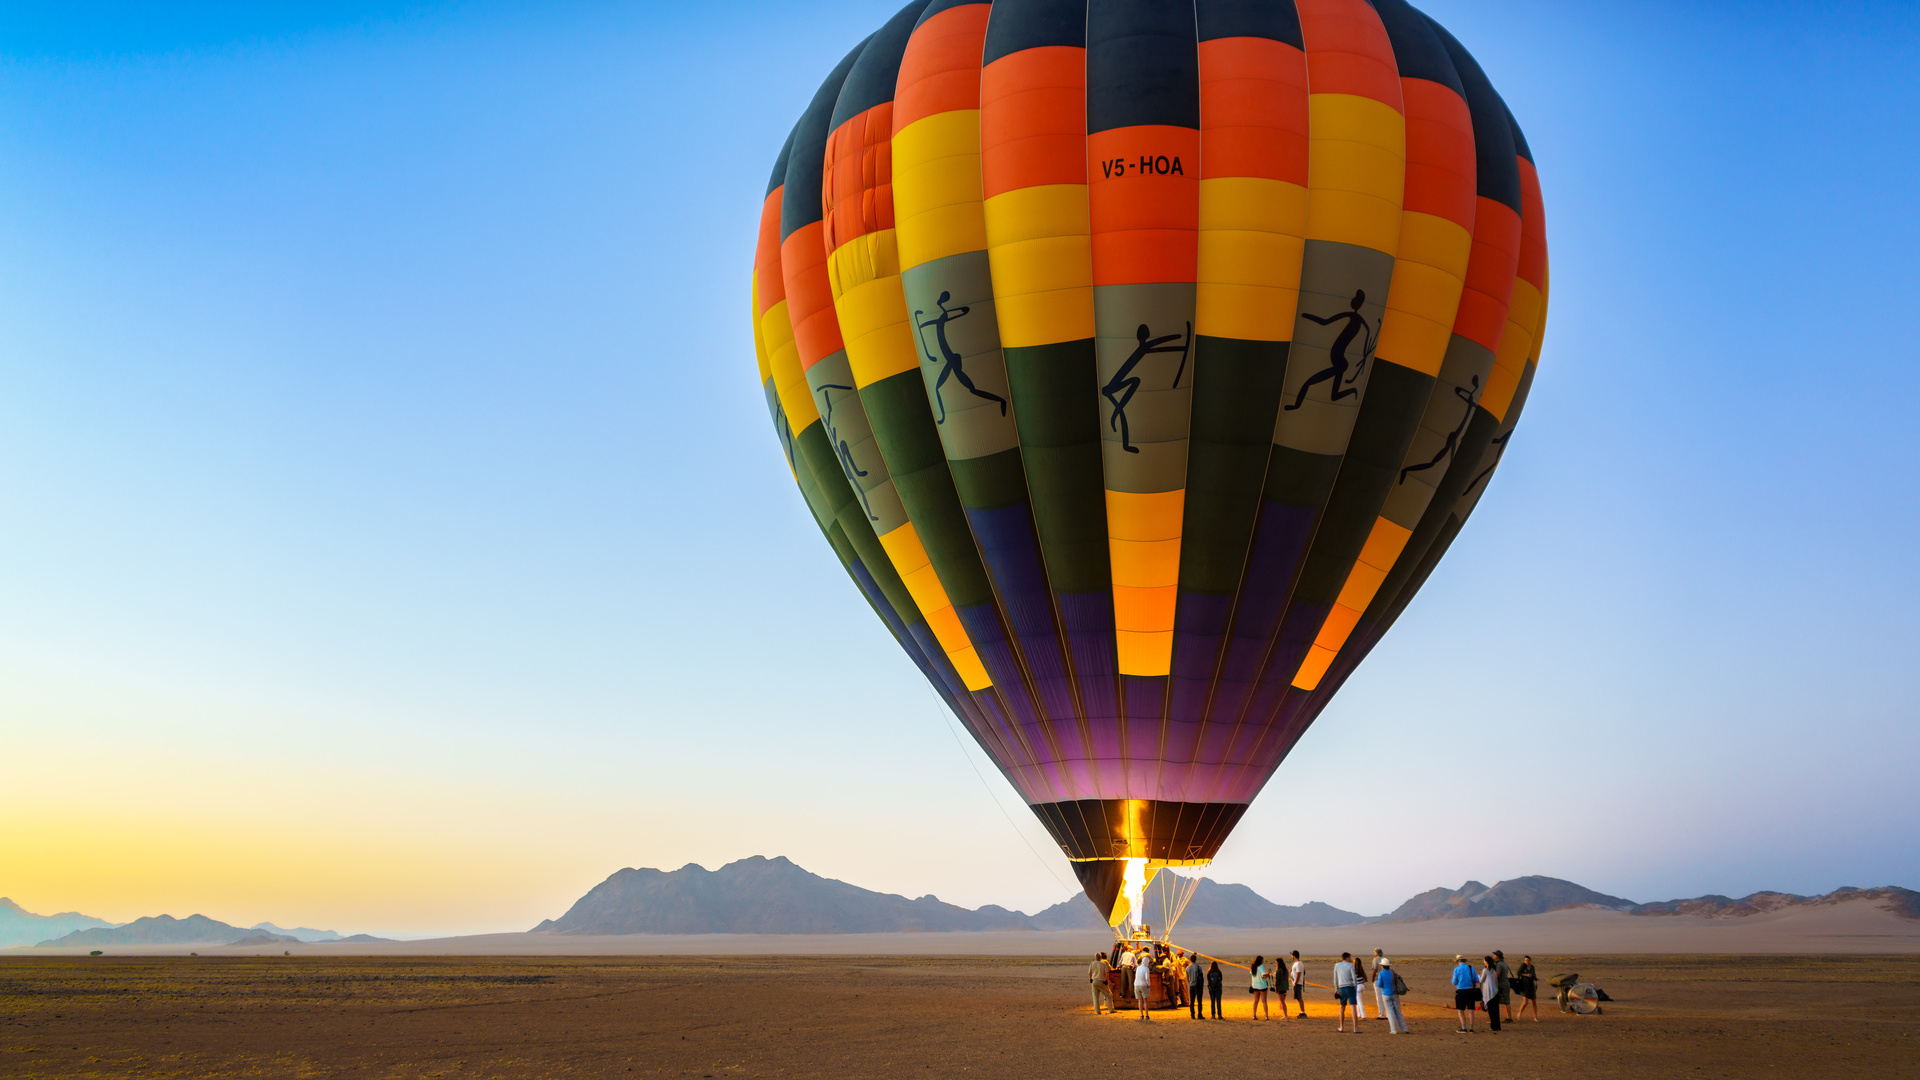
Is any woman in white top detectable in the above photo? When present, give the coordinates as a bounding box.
[1354,948,1369,1021]
[1479,956,1503,1032]
[1289,952,1306,1018]
[1249,954,1270,1019]
[1135,953,1155,1020]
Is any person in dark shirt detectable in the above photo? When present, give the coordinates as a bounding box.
[1206,961,1224,1020]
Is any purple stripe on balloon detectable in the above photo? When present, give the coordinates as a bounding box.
[957,603,1043,731]
[1168,591,1232,722]
[1208,500,1319,725]
[1057,591,1118,721]
[964,505,1082,727]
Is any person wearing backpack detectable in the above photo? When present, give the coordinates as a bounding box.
[1375,959,1408,1034]
[1206,960,1224,1019]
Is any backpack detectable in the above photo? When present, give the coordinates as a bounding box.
[1391,972,1409,996]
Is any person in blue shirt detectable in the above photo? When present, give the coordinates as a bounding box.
[1376,959,1407,1034]
[1451,954,1481,1032]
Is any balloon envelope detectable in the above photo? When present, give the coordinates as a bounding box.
[750,0,1549,923]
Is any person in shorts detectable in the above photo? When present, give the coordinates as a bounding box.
[1451,954,1480,1032]
[1333,952,1360,1032]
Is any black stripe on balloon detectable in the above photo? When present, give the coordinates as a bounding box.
[1196,0,1301,47]
[766,125,796,199]
[779,36,871,242]
[1088,0,1200,134]
[1369,0,1463,95]
[1424,14,1520,212]
[831,1,924,131]
[983,0,1087,67]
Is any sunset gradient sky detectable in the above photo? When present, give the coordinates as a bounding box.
[3,0,1916,935]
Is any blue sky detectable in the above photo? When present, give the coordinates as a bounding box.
[2,0,1916,934]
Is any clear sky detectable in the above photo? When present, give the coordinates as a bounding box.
[2,0,1916,936]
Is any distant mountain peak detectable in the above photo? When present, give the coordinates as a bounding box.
[0,899,118,949]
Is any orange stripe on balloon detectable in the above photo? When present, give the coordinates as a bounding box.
[980,45,1088,198]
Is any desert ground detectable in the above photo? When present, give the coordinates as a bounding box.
[3,952,1917,1079]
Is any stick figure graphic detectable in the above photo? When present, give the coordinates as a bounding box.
[914,291,1006,423]
[1398,375,1480,485]
[1284,289,1375,411]
[817,382,877,520]
[1101,321,1191,454]
[1462,428,1512,497]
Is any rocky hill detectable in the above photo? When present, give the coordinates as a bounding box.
[1632,885,1920,919]
[42,914,251,947]
[1030,876,1365,930]
[1377,876,1636,921]
[533,856,1036,934]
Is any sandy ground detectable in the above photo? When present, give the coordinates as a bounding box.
[17,896,1919,958]
[3,952,1915,1079]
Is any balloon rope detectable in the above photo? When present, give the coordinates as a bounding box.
[922,684,1078,897]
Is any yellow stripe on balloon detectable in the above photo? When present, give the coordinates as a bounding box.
[982,184,1094,347]
[1303,95,1406,255]
[893,111,990,269]
[1291,516,1414,690]
[1484,275,1541,421]
[1374,211,1473,377]
[878,521,992,690]
[1196,175,1308,342]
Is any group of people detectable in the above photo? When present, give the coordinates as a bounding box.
[1088,942,1544,1034]
[1448,951,1542,1032]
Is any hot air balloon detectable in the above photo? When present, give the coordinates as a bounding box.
[750,0,1548,934]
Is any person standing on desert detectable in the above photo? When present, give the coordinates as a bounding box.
[1480,956,1503,1032]
[1451,954,1480,1032]
[1118,943,1136,1000]
[1333,952,1360,1032]
[1089,952,1113,1014]
[1513,955,1541,1022]
[1188,951,1206,1018]
[1349,947,1368,1021]
[1289,951,1307,1017]
[1206,960,1224,1019]
[1134,955,1154,1020]
[1375,958,1407,1034]
[1492,950,1515,1023]
[1248,955,1270,1019]
[1371,948,1390,1019]
[1267,954,1292,1020]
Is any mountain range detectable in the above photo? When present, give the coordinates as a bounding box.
[23,912,392,948]
[532,857,1920,935]
[0,898,114,948]
[19,860,1915,944]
